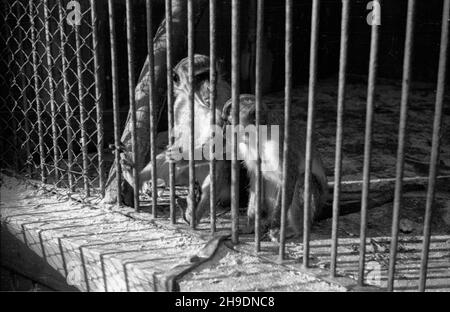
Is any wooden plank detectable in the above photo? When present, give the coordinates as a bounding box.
[0,225,78,291]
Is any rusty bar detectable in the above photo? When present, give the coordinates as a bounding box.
[255,0,264,252]
[107,0,122,207]
[29,0,46,183]
[209,0,217,233]
[91,0,105,197]
[358,6,380,286]
[43,0,60,185]
[146,0,158,218]
[74,19,90,197]
[9,5,19,173]
[419,0,449,292]
[188,0,196,229]
[166,0,176,223]
[330,0,350,278]
[303,0,321,268]
[231,0,241,244]
[125,0,140,211]
[387,0,416,292]
[279,0,292,261]
[57,0,74,191]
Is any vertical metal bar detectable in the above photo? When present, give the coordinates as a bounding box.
[57,0,74,191]
[90,0,105,197]
[43,0,60,184]
[387,0,416,292]
[188,0,196,229]
[125,0,140,212]
[74,18,90,197]
[16,3,32,177]
[330,0,350,278]
[209,0,217,234]
[303,0,321,268]
[166,0,176,223]
[146,0,158,218]
[231,0,241,244]
[29,0,46,183]
[419,0,449,292]
[358,4,380,286]
[255,0,264,252]
[279,0,292,261]
[10,4,19,174]
[107,0,122,207]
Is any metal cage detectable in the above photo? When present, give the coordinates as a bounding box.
[0,0,449,292]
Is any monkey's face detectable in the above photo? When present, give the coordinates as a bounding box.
[222,94,266,127]
[173,55,211,110]
[172,55,231,153]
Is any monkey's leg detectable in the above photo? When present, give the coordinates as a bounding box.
[184,161,231,227]
[244,178,270,235]
[287,178,304,238]
[268,171,299,242]
[183,174,212,226]
[288,175,323,237]
[243,182,257,234]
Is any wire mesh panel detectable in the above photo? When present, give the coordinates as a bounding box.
[0,0,104,198]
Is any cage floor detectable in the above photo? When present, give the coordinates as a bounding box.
[1,175,348,292]
[2,174,449,292]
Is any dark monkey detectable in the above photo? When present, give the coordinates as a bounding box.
[221,95,329,239]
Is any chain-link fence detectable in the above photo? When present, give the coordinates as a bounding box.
[0,0,105,197]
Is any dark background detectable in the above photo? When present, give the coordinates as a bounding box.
[97,0,449,134]
[105,0,448,90]
[1,0,448,170]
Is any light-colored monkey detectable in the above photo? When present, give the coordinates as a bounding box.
[221,95,329,239]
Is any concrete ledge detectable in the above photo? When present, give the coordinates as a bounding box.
[0,175,348,292]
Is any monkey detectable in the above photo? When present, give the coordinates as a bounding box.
[221,94,329,240]
[121,54,233,222]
